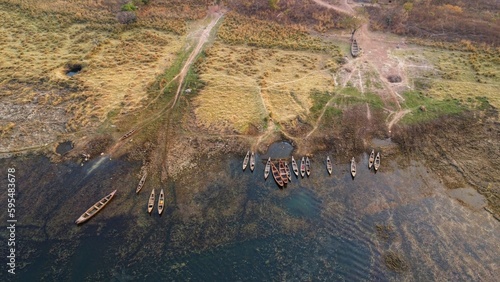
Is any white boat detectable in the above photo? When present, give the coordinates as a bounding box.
[351,157,356,178]
[147,189,155,214]
[75,190,116,224]
[291,156,299,177]
[264,157,271,180]
[368,149,375,169]
[300,157,306,177]
[326,156,332,175]
[242,151,250,170]
[374,152,381,171]
[250,152,255,172]
[158,189,165,215]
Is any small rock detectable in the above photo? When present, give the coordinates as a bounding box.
[387,75,402,83]
[419,105,427,112]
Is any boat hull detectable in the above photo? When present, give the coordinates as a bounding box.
[75,190,117,225]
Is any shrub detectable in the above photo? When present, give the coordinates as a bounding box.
[121,2,137,12]
[116,11,137,24]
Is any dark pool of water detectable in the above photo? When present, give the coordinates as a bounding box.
[0,145,498,281]
[55,141,73,155]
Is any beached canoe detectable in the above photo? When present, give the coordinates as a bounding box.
[300,157,306,177]
[279,160,288,184]
[351,39,360,57]
[368,149,375,169]
[158,189,165,215]
[351,157,357,178]
[147,189,155,214]
[242,151,250,170]
[374,152,381,171]
[271,162,284,187]
[326,156,332,175]
[75,190,117,224]
[291,156,299,177]
[264,157,271,180]
[250,152,255,172]
[135,171,147,194]
[306,157,311,176]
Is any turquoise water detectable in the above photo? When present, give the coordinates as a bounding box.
[1,146,499,281]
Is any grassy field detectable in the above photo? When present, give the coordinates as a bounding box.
[191,41,341,133]
[0,3,184,146]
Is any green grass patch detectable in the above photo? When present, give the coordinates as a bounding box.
[309,89,333,119]
[401,91,465,124]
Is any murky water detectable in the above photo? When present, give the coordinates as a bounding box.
[0,146,498,281]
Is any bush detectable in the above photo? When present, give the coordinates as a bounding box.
[116,11,137,24]
[121,2,137,12]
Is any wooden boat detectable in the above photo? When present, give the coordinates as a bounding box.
[119,129,136,141]
[242,151,250,171]
[351,157,357,178]
[147,189,155,214]
[278,160,288,184]
[326,156,332,175]
[351,39,360,57]
[300,157,306,177]
[75,190,117,224]
[291,156,299,177]
[271,162,284,187]
[135,171,147,194]
[158,189,165,215]
[250,152,255,172]
[368,149,375,169]
[305,157,311,176]
[374,152,381,171]
[264,157,271,180]
[284,162,291,181]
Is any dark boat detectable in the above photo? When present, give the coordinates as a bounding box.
[351,39,360,57]
[158,189,165,215]
[291,156,299,177]
[374,152,381,171]
[279,160,288,184]
[264,157,271,180]
[147,189,155,214]
[75,190,117,224]
[300,157,306,177]
[242,151,250,170]
[326,156,332,175]
[368,149,375,169]
[305,157,311,176]
[250,152,255,172]
[271,162,284,187]
[351,157,357,178]
[135,171,147,194]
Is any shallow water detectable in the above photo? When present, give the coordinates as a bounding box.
[0,147,498,281]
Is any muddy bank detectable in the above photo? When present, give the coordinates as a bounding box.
[391,111,500,217]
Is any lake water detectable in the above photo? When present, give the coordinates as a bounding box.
[1,144,499,281]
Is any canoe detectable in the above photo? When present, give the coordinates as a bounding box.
[300,157,306,177]
[271,162,284,187]
[284,162,291,181]
[250,152,255,172]
[291,156,299,177]
[158,189,165,215]
[326,156,332,175]
[368,149,375,169]
[305,157,311,176]
[75,190,117,224]
[242,151,250,170]
[351,39,360,57]
[279,160,288,184]
[264,157,271,180]
[147,189,155,214]
[351,157,356,178]
[135,171,147,194]
[374,152,381,171]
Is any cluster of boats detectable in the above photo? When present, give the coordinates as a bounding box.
[243,150,382,188]
[146,188,165,215]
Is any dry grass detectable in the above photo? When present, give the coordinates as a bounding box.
[0,4,184,150]
[192,42,339,133]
